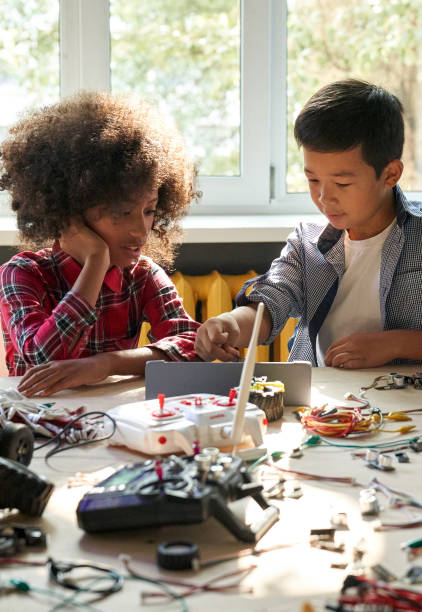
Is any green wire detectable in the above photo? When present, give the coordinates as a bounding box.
[48,576,111,612]
[8,578,104,612]
[316,434,421,449]
[9,573,188,612]
[246,453,269,472]
[246,450,287,472]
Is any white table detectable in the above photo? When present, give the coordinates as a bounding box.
[1,366,421,612]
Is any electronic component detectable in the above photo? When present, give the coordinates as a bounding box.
[105,392,268,456]
[310,527,344,552]
[332,573,422,610]
[371,563,397,582]
[330,512,349,530]
[311,540,345,553]
[401,537,422,551]
[360,488,380,516]
[310,528,335,542]
[0,388,87,438]
[263,479,285,500]
[392,373,405,388]
[0,456,54,516]
[76,451,279,543]
[410,440,422,452]
[371,372,422,390]
[284,480,303,499]
[0,525,46,555]
[401,537,422,561]
[248,377,284,422]
[0,423,34,465]
[106,303,269,456]
[395,451,410,463]
[364,450,395,471]
[405,566,422,584]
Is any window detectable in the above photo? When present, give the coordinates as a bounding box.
[1,0,422,218]
[59,0,271,213]
[111,0,241,178]
[282,0,422,212]
[0,0,59,215]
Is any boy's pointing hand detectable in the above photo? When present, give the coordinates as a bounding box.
[195,314,241,362]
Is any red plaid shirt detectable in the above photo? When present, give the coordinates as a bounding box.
[0,245,200,375]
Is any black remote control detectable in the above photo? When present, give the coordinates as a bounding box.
[77,451,279,543]
[0,456,54,516]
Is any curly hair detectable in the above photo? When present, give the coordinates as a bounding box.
[0,91,198,267]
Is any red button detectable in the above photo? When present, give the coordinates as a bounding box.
[152,408,177,418]
[158,436,167,444]
[263,418,268,426]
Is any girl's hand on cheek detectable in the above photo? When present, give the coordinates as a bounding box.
[59,222,110,267]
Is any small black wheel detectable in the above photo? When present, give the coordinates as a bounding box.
[157,541,200,570]
[0,423,34,465]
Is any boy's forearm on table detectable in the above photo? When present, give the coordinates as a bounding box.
[390,329,422,361]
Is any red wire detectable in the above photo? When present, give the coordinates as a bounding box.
[338,575,422,610]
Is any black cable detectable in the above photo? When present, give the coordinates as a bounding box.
[47,557,123,595]
[33,411,116,460]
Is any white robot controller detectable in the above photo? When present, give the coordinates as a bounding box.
[106,302,267,456]
[106,390,268,455]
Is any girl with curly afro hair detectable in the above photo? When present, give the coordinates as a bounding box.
[0,91,200,394]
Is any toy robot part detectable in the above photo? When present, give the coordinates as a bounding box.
[395,451,410,463]
[0,422,34,465]
[0,456,54,516]
[106,392,267,456]
[0,525,46,556]
[77,451,279,543]
[107,303,268,456]
[231,302,264,448]
[156,541,200,571]
[360,488,380,516]
[364,449,395,471]
[372,372,422,390]
[249,377,284,423]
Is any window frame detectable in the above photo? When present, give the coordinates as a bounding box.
[19,0,422,219]
[59,0,274,214]
[60,0,110,97]
[272,0,422,213]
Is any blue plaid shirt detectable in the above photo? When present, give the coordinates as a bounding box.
[237,186,422,365]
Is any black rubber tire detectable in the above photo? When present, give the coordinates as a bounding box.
[0,423,34,465]
[157,541,200,570]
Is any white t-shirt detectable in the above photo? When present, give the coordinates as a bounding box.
[316,219,396,366]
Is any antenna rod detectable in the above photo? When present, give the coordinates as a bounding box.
[231,302,264,452]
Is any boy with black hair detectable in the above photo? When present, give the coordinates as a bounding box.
[195,79,422,368]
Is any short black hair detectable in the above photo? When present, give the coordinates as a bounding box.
[294,79,404,177]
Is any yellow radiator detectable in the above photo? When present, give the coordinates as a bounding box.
[139,270,297,362]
